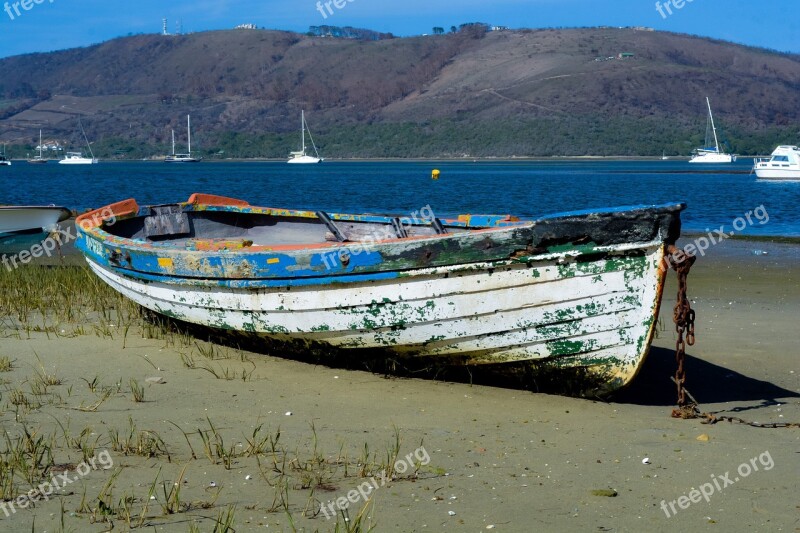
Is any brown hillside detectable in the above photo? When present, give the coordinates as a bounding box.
[1,27,798,156]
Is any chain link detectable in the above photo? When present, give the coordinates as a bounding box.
[666,245,697,418]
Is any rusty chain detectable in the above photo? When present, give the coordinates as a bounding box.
[666,245,697,418]
[665,245,799,428]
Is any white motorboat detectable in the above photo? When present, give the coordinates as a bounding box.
[287,110,322,164]
[164,115,201,163]
[754,145,800,180]
[689,97,736,164]
[0,145,10,166]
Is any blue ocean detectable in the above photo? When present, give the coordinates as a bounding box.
[1,159,797,236]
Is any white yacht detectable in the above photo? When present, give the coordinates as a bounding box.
[59,119,98,164]
[287,110,322,164]
[165,115,201,163]
[59,151,97,165]
[754,145,800,180]
[0,144,10,166]
[689,97,736,164]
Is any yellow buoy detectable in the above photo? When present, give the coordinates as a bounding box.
[431,169,440,180]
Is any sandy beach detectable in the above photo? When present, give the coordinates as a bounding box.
[0,235,798,532]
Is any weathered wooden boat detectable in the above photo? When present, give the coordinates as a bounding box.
[75,194,685,395]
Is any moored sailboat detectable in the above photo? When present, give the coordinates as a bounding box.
[689,97,736,163]
[28,130,49,164]
[59,119,98,165]
[165,115,201,163]
[287,110,322,164]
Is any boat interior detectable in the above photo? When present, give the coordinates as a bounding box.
[101,200,512,249]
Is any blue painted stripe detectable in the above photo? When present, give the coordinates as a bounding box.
[100,262,403,289]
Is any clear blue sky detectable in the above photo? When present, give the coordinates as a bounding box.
[0,0,798,58]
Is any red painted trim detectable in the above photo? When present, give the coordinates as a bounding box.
[76,199,139,228]
[187,193,250,206]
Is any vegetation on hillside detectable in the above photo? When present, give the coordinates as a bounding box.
[1,26,799,158]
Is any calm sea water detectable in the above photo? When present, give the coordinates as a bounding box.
[1,159,798,236]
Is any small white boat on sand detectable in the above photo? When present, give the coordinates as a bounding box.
[75,194,688,396]
[0,205,71,255]
[0,206,71,235]
[754,145,800,180]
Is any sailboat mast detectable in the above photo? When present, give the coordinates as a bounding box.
[171,130,175,156]
[187,115,192,155]
[39,130,43,158]
[80,119,95,159]
[301,110,306,153]
[706,97,720,152]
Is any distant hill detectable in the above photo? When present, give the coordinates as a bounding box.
[1,27,799,158]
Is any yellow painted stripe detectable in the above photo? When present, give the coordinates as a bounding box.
[158,258,174,267]
[267,258,280,264]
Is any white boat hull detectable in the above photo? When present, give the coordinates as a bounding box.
[754,145,800,180]
[287,155,322,164]
[0,206,71,234]
[59,158,97,165]
[85,241,667,392]
[754,168,800,180]
[165,157,201,163]
[689,152,735,163]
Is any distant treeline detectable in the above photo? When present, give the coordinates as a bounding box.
[307,26,394,41]
[4,117,793,160]
[306,22,491,41]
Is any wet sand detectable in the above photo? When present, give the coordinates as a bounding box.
[0,237,798,532]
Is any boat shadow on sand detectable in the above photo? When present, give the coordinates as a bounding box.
[142,311,798,404]
[615,347,800,407]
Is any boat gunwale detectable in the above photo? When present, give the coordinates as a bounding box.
[75,194,686,256]
[75,194,685,285]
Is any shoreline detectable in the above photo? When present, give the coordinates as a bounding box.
[6,155,760,163]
